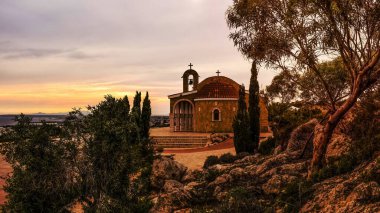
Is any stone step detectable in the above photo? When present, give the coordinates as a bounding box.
[152,136,209,148]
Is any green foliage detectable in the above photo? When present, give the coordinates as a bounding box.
[205,169,222,182]
[77,94,153,212]
[268,102,322,147]
[1,93,154,212]
[0,115,78,212]
[219,153,237,164]
[132,91,142,118]
[236,152,250,159]
[155,146,164,154]
[141,92,151,140]
[312,87,380,182]
[248,61,260,153]
[258,137,276,155]
[233,85,251,154]
[299,58,349,106]
[312,155,357,182]
[278,179,314,213]
[203,155,220,169]
[349,87,380,162]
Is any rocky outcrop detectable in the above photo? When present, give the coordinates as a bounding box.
[287,119,318,154]
[301,155,380,212]
[326,133,351,163]
[150,151,380,213]
[151,156,187,189]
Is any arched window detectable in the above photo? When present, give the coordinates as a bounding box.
[213,109,221,121]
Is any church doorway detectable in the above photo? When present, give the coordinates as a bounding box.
[174,100,194,132]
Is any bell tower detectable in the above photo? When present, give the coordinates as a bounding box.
[182,63,199,92]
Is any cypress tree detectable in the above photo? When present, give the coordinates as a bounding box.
[131,91,142,144]
[248,61,261,153]
[141,92,151,140]
[132,91,142,118]
[233,84,250,154]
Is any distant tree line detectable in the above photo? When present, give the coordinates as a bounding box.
[0,92,153,212]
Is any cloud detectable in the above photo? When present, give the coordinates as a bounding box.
[0,0,276,115]
[0,42,101,60]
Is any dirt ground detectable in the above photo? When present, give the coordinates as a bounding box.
[0,156,11,205]
[163,139,235,170]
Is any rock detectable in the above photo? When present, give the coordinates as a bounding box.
[215,191,229,202]
[229,167,245,180]
[287,119,318,154]
[301,156,380,213]
[163,180,184,192]
[326,133,351,163]
[208,164,229,172]
[184,181,201,191]
[181,169,202,183]
[235,154,260,164]
[174,208,191,213]
[151,156,187,189]
[152,184,191,212]
[209,174,231,186]
[262,174,297,194]
[274,145,282,155]
[346,181,380,203]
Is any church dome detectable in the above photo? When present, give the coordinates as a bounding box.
[197,80,238,98]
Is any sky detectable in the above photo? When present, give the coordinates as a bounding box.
[0,0,276,115]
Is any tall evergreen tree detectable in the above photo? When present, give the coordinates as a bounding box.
[233,85,250,154]
[131,91,142,144]
[74,95,152,212]
[132,91,142,118]
[248,61,261,152]
[141,92,151,140]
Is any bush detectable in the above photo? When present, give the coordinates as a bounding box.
[258,137,276,155]
[278,179,314,213]
[236,152,250,160]
[203,155,220,169]
[219,153,237,164]
[205,169,221,182]
[155,146,164,154]
[312,154,357,182]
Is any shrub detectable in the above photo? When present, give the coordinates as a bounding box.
[236,152,250,160]
[312,154,357,182]
[205,169,221,182]
[225,186,263,212]
[258,137,276,155]
[155,146,164,154]
[278,179,314,213]
[219,153,237,164]
[203,155,220,169]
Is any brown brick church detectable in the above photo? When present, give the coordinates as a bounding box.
[168,64,269,133]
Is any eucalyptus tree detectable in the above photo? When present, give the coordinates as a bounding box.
[227,0,380,177]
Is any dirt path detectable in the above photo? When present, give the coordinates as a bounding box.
[163,138,234,154]
[0,156,11,205]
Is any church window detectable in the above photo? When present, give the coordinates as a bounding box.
[213,109,221,121]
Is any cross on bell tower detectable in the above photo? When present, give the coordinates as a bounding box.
[216,70,221,76]
[188,63,193,70]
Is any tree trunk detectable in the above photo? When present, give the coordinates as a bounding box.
[308,91,361,179]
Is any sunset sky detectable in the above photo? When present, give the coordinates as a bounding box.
[0,0,276,115]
